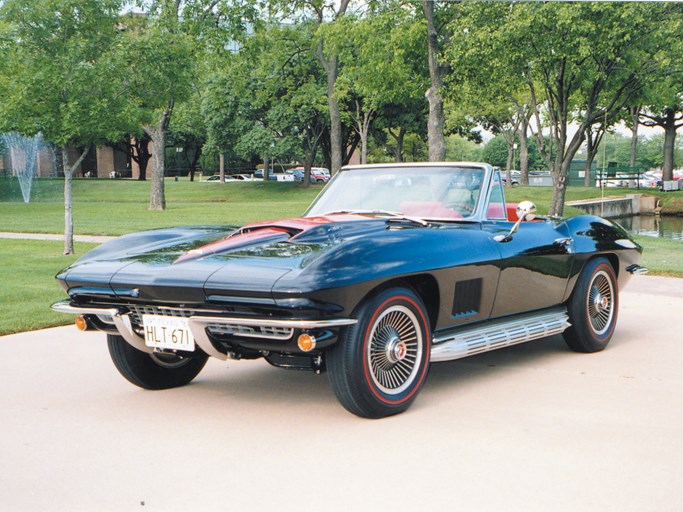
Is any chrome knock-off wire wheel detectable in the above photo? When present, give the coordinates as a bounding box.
[367,305,423,395]
[326,287,431,418]
[564,257,619,353]
[587,270,615,336]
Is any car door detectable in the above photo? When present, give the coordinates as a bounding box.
[481,175,574,318]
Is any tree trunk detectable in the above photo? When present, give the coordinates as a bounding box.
[147,123,166,210]
[188,147,201,182]
[313,0,350,176]
[584,155,594,188]
[519,115,530,185]
[423,0,447,162]
[584,133,595,187]
[662,109,676,181]
[388,127,406,163]
[629,106,640,169]
[505,144,514,188]
[263,154,270,181]
[62,146,90,256]
[326,57,342,174]
[549,167,569,217]
[63,148,74,256]
[548,125,587,217]
[354,100,374,165]
[145,106,172,211]
[131,135,151,181]
[219,152,225,182]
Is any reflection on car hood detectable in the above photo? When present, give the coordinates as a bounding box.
[59,216,390,302]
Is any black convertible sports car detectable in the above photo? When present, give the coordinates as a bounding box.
[53,163,647,418]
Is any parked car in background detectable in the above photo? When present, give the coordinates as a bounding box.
[52,162,646,418]
[253,169,277,181]
[502,170,520,186]
[274,172,295,182]
[206,174,253,182]
[289,167,330,183]
[638,172,662,189]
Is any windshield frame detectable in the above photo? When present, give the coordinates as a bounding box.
[304,162,498,223]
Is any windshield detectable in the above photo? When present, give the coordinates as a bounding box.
[305,165,486,220]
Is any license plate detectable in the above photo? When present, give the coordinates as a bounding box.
[143,314,195,352]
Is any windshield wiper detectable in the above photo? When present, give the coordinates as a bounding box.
[322,209,429,226]
[321,209,401,217]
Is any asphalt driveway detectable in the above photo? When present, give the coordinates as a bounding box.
[1,275,681,512]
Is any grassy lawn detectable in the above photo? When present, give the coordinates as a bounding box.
[0,178,321,235]
[0,239,97,336]
[634,235,683,278]
[0,177,680,336]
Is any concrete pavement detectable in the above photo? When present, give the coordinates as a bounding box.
[0,275,681,512]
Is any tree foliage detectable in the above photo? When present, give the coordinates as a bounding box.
[0,0,131,253]
[1,1,682,220]
[452,2,671,214]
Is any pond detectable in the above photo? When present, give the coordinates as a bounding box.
[615,215,683,241]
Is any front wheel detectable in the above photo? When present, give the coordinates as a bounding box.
[107,334,208,390]
[564,258,619,353]
[327,287,431,418]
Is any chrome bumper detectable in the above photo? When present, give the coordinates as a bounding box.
[51,300,357,360]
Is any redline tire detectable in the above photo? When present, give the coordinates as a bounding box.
[564,258,619,353]
[327,287,431,418]
[107,334,208,390]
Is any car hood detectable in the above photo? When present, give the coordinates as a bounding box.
[59,215,390,303]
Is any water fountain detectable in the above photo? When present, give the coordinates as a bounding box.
[1,132,46,203]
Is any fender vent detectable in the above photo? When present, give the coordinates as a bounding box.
[452,278,482,318]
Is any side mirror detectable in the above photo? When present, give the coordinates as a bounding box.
[494,200,537,243]
[516,200,537,221]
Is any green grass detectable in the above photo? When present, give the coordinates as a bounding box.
[0,178,321,235]
[0,239,97,336]
[634,235,683,278]
[0,178,680,336]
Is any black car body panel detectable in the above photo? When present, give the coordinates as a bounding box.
[53,162,645,417]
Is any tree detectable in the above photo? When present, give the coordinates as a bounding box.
[482,135,543,171]
[202,68,245,181]
[0,0,132,254]
[129,133,153,181]
[331,3,428,164]
[636,5,683,180]
[167,96,207,181]
[268,0,354,175]
[121,5,196,209]
[640,101,683,181]
[422,0,460,161]
[455,2,665,215]
[446,2,537,185]
[204,21,328,185]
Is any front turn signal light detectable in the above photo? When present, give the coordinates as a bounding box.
[75,315,89,331]
[297,333,317,352]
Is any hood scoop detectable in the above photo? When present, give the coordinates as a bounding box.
[174,227,292,264]
[172,215,384,264]
[173,217,339,264]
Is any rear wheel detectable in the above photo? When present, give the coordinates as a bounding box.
[107,334,208,390]
[327,287,431,418]
[564,258,619,353]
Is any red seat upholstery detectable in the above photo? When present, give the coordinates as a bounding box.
[400,201,463,219]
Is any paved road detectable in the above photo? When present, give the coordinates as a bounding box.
[1,276,681,512]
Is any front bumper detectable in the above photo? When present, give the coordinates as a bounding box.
[51,300,357,360]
